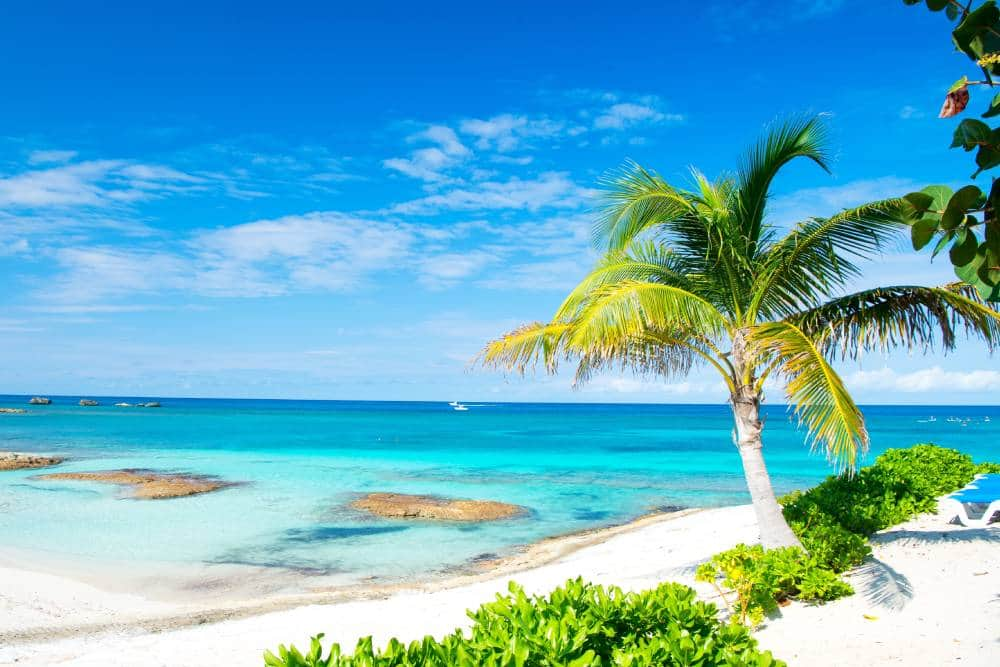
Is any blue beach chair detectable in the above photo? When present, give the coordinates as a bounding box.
[941,474,1000,528]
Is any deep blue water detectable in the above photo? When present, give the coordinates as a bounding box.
[0,396,995,584]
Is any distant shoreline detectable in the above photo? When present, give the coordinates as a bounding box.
[4,394,1000,408]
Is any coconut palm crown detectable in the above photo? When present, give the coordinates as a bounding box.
[480,117,1000,548]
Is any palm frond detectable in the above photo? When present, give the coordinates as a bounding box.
[790,283,1000,359]
[566,280,731,352]
[751,198,913,318]
[738,117,831,250]
[478,322,573,374]
[750,321,867,469]
[595,162,694,252]
[570,330,707,387]
[553,241,707,321]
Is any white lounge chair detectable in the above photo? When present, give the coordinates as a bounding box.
[940,474,1000,528]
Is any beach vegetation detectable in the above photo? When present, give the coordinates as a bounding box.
[264,578,784,666]
[479,116,1000,549]
[701,443,998,627]
[695,545,852,627]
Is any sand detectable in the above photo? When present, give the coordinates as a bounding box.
[0,503,996,666]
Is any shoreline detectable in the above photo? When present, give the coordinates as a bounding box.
[2,504,997,666]
[0,506,709,645]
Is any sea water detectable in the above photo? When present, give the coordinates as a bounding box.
[0,397,994,587]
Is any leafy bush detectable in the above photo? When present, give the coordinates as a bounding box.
[264,578,785,666]
[975,461,1000,474]
[874,444,976,499]
[786,514,870,573]
[695,545,852,627]
[701,443,998,628]
[781,443,991,574]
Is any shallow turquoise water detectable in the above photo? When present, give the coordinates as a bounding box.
[0,397,995,584]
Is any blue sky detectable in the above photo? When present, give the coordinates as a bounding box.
[1,0,997,403]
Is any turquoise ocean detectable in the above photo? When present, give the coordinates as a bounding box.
[0,396,995,588]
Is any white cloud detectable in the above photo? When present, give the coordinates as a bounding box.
[383,125,470,182]
[0,160,206,208]
[419,125,469,157]
[390,172,592,215]
[417,250,499,288]
[899,105,926,120]
[476,257,591,291]
[847,366,1000,393]
[27,149,78,165]
[594,102,682,130]
[459,114,564,152]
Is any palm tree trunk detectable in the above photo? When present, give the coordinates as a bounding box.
[730,384,802,549]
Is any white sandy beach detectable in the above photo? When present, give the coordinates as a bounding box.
[1,503,997,666]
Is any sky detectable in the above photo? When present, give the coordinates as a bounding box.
[1,0,998,404]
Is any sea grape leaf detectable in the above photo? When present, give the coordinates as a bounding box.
[952,119,992,150]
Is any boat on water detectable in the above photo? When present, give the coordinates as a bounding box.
[453,403,469,411]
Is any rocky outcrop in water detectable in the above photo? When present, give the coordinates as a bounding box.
[28,397,51,405]
[79,399,99,407]
[0,452,64,471]
[352,492,527,522]
[0,408,27,414]
[35,469,236,499]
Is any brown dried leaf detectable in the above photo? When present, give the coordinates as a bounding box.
[940,86,970,118]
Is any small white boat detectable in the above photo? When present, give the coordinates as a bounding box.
[448,401,460,407]
[453,403,469,411]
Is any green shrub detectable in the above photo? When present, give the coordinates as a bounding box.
[787,515,870,573]
[780,443,991,575]
[264,578,785,666]
[975,461,1000,474]
[695,544,852,628]
[873,444,976,498]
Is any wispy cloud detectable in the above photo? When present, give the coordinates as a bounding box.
[0,159,206,208]
[390,172,592,215]
[383,125,470,182]
[27,149,78,165]
[593,102,682,130]
[847,366,1000,393]
[459,114,565,152]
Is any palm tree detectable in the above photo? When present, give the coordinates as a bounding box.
[479,117,1000,548]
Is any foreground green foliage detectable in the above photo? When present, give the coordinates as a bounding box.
[782,443,985,564]
[700,443,997,627]
[695,545,851,627]
[900,0,1000,299]
[264,579,784,666]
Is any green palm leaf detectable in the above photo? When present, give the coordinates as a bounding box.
[750,321,867,469]
[737,117,831,251]
[751,199,914,318]
[791,283,1000,359]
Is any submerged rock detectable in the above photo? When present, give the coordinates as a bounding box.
[36,469,236,499]
[0,408,27,414]
[28,397,51,405]
[142,402,161,408]
[79,399,99,407]
[352,492,527,522]
[0,452,64,471]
